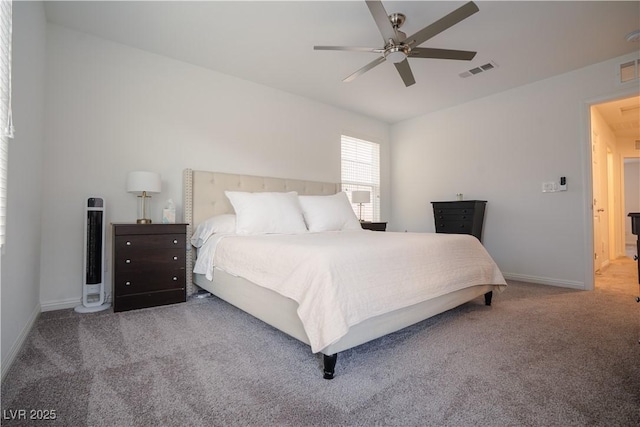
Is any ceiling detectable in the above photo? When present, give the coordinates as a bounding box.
[593,95,640,140]
[43,1,640,124]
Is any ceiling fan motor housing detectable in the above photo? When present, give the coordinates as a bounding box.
[389,13,406,29]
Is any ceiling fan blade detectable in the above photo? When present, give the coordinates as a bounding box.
[394,59,416,87]
[343,56,386,83]
[410,47,476,61]
[366,0,397,43]
[314,46,383,53]
[405,1,479,48]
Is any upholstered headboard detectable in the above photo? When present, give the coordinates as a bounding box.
[183,169,339,294]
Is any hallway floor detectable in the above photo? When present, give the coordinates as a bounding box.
[595,247,639,295]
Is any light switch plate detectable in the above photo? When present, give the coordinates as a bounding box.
[542,182,558,192]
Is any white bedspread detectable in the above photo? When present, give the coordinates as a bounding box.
[197,231,506,353]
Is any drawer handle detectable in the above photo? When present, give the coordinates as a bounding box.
[173,239,178,244]
[125,259,131,264]
[126,241,132,246]
[125,281,131,286]
[173,256,178,261]
[172,276,178,281]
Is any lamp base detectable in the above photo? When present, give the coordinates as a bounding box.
[136,218,152,224]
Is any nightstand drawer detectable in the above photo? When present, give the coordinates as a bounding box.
[114,289,186,312]
[114,248,185,273]
[433,208,474,217]
[435,221,473,234]
[115,234,185,251]
[434,214,474,225]
[114,270,186,296]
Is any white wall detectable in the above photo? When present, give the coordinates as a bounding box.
[390,52,640,289]
[40,24,390,309]
[1,1,46,378]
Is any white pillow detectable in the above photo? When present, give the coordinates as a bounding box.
[225,191,308,235]
[190,214,236,248]
[298,192,362,232]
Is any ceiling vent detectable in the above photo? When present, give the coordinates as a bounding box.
[617,59,640,85]
[459,61,499,78]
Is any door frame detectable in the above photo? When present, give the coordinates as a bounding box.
[591,130,604,273]
[581,86,639,291]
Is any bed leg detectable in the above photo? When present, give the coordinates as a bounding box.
[484,291,493,306]
[323,353,337,380]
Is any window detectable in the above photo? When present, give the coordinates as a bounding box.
[0,0,13,246]
[341,135,380,222]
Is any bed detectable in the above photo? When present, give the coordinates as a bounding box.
[183,169,507,379]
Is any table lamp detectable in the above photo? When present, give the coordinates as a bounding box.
[126,171,161,224]
[352,190,371,222]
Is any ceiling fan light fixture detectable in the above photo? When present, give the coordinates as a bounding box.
[384,46,408,63]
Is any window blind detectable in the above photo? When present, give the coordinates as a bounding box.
[341,135,380,222]
[0,0,13,246]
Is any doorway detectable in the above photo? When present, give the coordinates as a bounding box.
[590,94,640,291]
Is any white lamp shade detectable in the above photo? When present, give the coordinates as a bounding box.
[126,171,161,194]
[352,190,370,204]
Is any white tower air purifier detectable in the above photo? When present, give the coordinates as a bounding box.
[75,197,111,313]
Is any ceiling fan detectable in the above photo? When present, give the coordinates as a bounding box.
[314,0,479,87]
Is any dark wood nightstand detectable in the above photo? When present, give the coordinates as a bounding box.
[360,221,387,232]
[431,200,486,241]
[112,223,187,312]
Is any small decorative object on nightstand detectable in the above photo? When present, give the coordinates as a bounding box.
[431,200,486,241]
[112,223,187,312]
[360,221,387,232]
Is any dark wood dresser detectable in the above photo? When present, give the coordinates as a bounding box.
[112,223,187,312]
[431,200,487,241]
[361,221,387,231]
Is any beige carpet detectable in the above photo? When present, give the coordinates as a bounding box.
[2,277,639,426]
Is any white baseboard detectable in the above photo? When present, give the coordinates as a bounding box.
[40,297,81,312]
[1,303,41,381]
[502,272,585,290]
[41,293,112,312]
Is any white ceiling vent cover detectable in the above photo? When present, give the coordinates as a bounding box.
[618,59,639,85]
[459,61,499,78]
